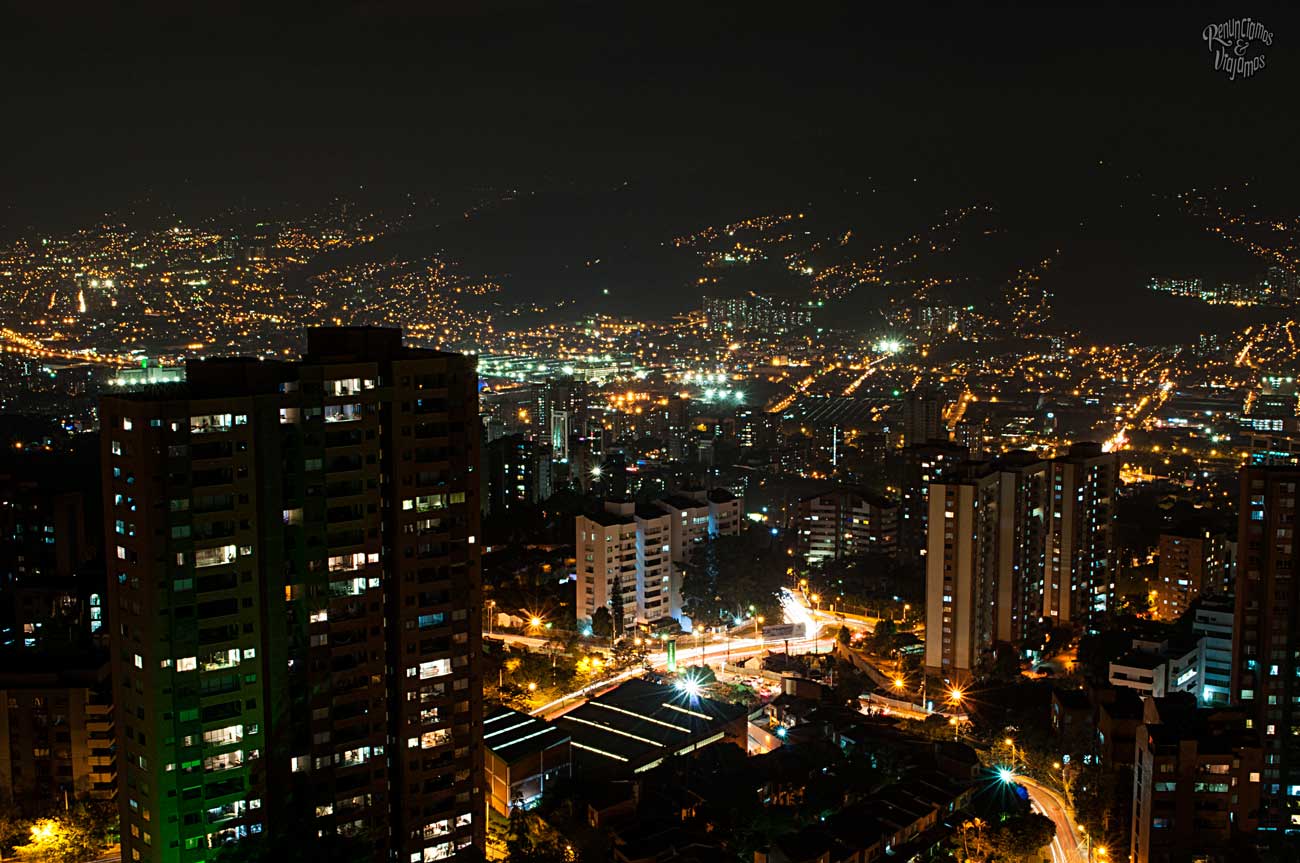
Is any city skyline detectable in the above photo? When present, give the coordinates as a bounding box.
[2,4,1299,863]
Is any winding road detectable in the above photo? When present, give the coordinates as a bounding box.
[1020,776,1088,863]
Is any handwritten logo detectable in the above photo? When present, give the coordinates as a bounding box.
[1203,18,1272,80]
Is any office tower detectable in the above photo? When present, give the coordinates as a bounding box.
[1131,696,1261,863]
[1234,466,1300,832]
[576,501,675,630]
[485,433,551,516]
[0,658,115,813]
[792,489,897,564]
[100,327,483,863]
[900,388,944,448]
[548,411,569,462]
[538,378,586,458]
[892,440,968,564]
[1045,442,1118,629]
[1151,530,1231,622]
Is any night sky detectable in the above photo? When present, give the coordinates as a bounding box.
[3,1,1296,222]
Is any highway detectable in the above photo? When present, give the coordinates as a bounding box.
[511,588,837,719]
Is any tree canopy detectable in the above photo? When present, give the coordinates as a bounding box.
[681,534,787,626]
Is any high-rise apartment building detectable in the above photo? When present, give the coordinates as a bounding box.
[792,489,897,564]
[485,433,551,516]
[656,488,743,565]
[1045,442,1118,629]
[101,327,483,863]
[0,657,116,813]
[1234,466,1300,833]
[576,501,674,631]
[1131,696,1261,863]
[575,490,743,631]
[892,440,968,564]
[702,293,812,335]
[1151,530,1232,622]
[925,445,1114,682]
[925,467,1001,683]
[900,388,944,448]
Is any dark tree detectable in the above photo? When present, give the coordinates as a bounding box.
[681,534,787,626]
[988,812,1056,862]
[505,808,570,863]
[589,606,614,639]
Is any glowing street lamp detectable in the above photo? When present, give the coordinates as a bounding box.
[893,676,906,691]
[997,767,1016,784]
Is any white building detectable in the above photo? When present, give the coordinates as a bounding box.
[576,501,675,629]
[577,490,744,630]
[1108,597,1235,706]
[656,488,744,564]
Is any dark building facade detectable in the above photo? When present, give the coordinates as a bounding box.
[1234,466,1300,834]
[892,440,968,564]
[485,433,550,516]
[100,328,484,863]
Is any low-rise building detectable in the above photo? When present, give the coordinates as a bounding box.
[555,678,747,775]
[484,706,571,816]
[1107,601,1235,708]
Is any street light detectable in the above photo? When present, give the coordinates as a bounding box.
[997,767,1016,784]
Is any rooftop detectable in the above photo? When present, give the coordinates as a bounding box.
[554,678,745,772]
[483,706,569,765]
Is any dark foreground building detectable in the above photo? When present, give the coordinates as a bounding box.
[1234,466,1300,834]
[101,328,483,862]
